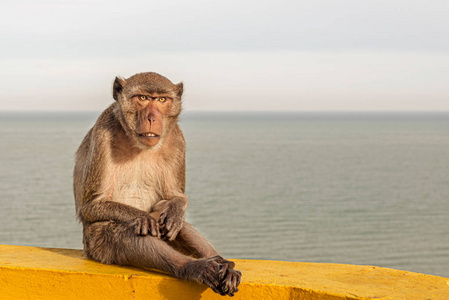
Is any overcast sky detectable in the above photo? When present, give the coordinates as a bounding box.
[1,0,448,111]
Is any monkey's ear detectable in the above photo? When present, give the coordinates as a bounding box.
[113,77,126,101]
[176,82,183,97]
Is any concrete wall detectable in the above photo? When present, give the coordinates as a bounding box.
[0,245,448,299]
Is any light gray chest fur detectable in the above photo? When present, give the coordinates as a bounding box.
[109,159,162,212]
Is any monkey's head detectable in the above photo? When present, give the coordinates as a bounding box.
[112,72,183,149]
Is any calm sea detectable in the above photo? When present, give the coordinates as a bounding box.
[0,111,448,277]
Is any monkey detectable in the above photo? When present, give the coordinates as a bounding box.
[73,72,241,296]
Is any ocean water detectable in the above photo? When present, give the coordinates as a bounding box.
[0,111,448,277]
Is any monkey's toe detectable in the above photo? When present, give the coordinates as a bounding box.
[220,268,241,297]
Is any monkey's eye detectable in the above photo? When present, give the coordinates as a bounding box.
[158,97,166,102]
[138,95,148,101]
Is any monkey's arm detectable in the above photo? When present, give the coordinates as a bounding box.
[81,200,160,237]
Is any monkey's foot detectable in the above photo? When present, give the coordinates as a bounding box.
[181,255,239,296]
[220,265,241,297]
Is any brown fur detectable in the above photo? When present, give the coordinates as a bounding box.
[73,72,241,296]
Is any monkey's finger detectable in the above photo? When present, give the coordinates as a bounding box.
[160,226,168,236]
[164,230,172,240]
[134,219,142,235]
[141,218,149,236]
[167,227,181,241]
[226,272,236,294]
[219,263,229,281]
[230,274,238,293]
[165,219,173,231]
[236,270,242,278]
[164,227,175,240]
[149,218,159,237]
[158,212,166,225]
[224,283,235,297]
[234,270,242,287]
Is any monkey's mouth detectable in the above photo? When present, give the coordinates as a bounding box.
[138,132,160,138]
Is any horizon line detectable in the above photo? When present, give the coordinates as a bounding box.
[1,109,449,114]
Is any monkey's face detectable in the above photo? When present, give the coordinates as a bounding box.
[113,72,183,149]
[133,94,173,148]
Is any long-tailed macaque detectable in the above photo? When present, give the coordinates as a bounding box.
[73,72,241,296]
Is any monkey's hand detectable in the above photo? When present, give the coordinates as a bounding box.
[154,200,185,241]
[130,215,160,238]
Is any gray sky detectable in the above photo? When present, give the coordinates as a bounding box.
[1,0,448,111]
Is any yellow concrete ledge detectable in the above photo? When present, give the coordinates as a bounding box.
[0,245,448,300]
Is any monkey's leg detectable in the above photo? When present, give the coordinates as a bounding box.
[84,221,239,296]
[167,222,218,258]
